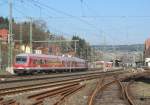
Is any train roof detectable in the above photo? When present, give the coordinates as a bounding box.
[16,53,55,58]
[16,53,85,62]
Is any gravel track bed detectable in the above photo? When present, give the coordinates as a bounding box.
[0,75,86,89]
[0,70,138,105]
[2,79,99,105]
[94,78,126,105]
[58,79,99,105]
[0,70,126,90]
[130,82,150,105]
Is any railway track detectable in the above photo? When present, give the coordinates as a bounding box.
[53,84,85,105]
[125,78,150,105]
[0,69,127,105]
[0,70,125,97]
[0,73,100,105]
[0,69,97,79]
[0,83,85,105]
[0,68,123,81]
[29,83,86,105]
[0,68,111,77]
[124,81,137,105]
[88,76,137,105]
[0,74,103,97]
[1,77,86,105]
[0,69,125,91]
[87,78,104,105]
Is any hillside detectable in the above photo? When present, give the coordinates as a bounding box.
[92,44,144,52]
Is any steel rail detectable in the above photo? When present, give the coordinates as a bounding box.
[116,78,137,105]
[29,83,81,105]
[0,74,103,97]
[1,84,85,105]
[116,78,131,105]
[0,73,100,84]
[0,70,124,94]
[0,74,98,91]
[1,71,129,105]
[0,99,17,105]
[88,76,133,105]
[0,70,126,104]
[0,97,3,101]
[28,83,79,99]
[124,81,137,105]
[31,85,86,105]
[53,84,86,105]
[88,78,117,105]
[0,79,83,96]
[87,78,104,105]
[0,69,123,84]
[0,69,104,78]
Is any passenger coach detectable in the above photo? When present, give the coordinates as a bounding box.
[13,53,88,74]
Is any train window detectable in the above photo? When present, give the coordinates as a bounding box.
[44,60,47,64]
[37,60,40,64]
[16,56,27,64]
[42,60,45,64]
[62,61,65,65]
[33,60,37,64]
[146,62,148,66]
[40,59,43,64]
[39,59,46,64]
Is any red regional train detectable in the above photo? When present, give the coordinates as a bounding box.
[13,53,88,74]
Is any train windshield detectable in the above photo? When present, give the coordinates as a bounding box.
[16,56,27,64]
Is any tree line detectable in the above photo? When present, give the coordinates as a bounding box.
[0,16,92,65]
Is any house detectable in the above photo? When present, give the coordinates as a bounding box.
[0,28,8,42]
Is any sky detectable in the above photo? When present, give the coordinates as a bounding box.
[0,0,150,45]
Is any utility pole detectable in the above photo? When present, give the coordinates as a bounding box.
[113,45,116,67]
[0,38,2,69]
[74,40,77,54]
[29,17,33,53]
[19,23,22,47]
[8,0,13,67]
[103,35,106,52]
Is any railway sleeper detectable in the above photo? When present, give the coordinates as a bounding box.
[0,97,3,102]
[0,79,84,97]
[54,85,86,105]
[31,85,84,105]
[35,85,80,101]
[0,99,17,105]
[28,83,79,99]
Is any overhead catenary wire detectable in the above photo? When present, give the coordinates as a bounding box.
[26,0,102,31]
[7,1,67,39]
[1,0,117,47]
[29,0,126,46]
[80,0,85,17]
[14,0,96,42]
[10,1,79,53]
[29,0,110,44]
[3,1,150,19]
[2,0,149,46]
[14,0,74,36]
[80,0,100,17]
